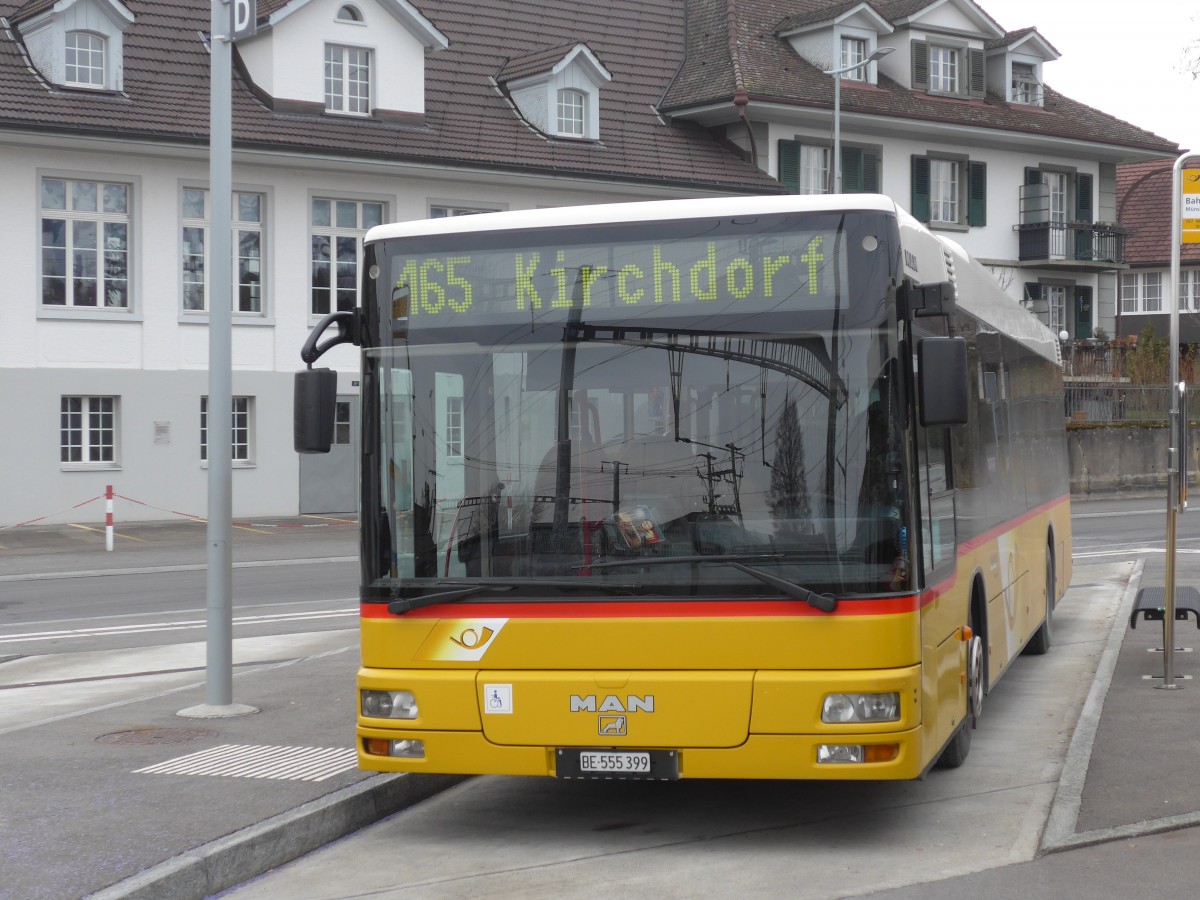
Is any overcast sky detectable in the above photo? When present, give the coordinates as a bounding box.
[988,1,1199,155]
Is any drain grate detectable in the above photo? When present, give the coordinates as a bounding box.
[133,743,357,782]
[98,727,218,745]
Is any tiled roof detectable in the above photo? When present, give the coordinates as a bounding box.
[497,43,588,83]
[1116,160,1200,266]
[0,0,782,194]
[662,0,1177,155]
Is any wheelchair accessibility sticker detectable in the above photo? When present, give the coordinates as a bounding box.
[484,683,513,714]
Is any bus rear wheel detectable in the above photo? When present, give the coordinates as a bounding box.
[1024,544,1055,656]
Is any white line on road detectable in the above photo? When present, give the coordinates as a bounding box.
[0,608,358,644]
[0,555,356,583]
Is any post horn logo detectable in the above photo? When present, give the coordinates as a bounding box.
[450,626,495,649]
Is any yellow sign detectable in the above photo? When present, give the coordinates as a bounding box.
[1184,170,1200,244]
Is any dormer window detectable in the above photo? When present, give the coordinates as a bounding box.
[15,0,132,92]
[840,37,867,81]
[1011,63,1038,104]
[557,89,585,137]
[336,4,363,23]
[65,32,105,87]
[498,43,612,141]
[913,40,984,99]
[325,44,371,114]
[929,45,958,94]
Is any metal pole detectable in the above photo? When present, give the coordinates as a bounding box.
[1160,151,1196,690]
[180,0,255,718]
[832,73,841,194]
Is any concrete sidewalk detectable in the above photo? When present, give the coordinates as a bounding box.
[4,516,1200,898]
[1,515,460,899]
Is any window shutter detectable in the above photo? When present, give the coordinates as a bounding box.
[968,48,985,98]
[911,155,931,222]
[841,146,863,193]
[862,150,881,193]
[912,41,928,90]
[1075,285,1093,339]
[1025,167,1043,185]
[778,140,800,194]
[1075,173,1093,223]
[1024,282,1042,303]
[967,161,987,226]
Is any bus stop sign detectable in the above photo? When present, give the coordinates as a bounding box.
[231,0,257,41]
[1184,170,1200,244]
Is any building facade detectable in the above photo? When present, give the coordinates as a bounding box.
[0,0,1180,525]
[1114,160,1200,343]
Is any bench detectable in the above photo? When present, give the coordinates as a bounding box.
[1130,586,1200,630]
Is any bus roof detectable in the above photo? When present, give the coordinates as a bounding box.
[365,193,901,243]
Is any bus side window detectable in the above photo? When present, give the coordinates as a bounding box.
[918,425,956,577]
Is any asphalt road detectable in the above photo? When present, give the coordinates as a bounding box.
[4,497,1195,898]
[220,497,1176,899]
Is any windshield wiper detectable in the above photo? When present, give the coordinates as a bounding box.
[389,584,514,615]
[587,554,839,613]
[387,578,647,615]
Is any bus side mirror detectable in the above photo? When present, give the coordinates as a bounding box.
[918,337,969,426]
[295,368,337,453]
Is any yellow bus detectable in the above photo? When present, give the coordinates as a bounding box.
[296,194,1071,780]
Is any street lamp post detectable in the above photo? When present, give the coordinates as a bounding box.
[824,47,894,193]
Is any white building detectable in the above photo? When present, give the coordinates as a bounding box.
[0,0,1178,525]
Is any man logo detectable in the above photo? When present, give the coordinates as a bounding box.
[599,716,627,736]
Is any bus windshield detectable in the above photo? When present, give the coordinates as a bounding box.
[361,210,910,600]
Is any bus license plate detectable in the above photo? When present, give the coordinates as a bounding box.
[579,751,651,774]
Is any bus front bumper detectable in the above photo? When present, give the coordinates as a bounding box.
[357,725,931,781]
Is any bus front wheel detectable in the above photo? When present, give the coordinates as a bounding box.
[937,605,983,769]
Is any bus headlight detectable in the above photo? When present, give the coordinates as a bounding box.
[822,692,899,723]
[361,690,418,719]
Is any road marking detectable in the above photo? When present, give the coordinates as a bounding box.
[1074,548,1200,560]
[135,744,358,782]
[0,608,357,644]
[67,523,149,542]
[0,555,356,583]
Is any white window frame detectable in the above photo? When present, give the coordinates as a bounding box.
[429,204,501,218]
[61,395,118,467]
[40,177,131,310]
[1120,272,1165,313]
[1179,270,1200,311]
[1142,272,1163,312]
[840,37,867,81]
[200,396,254,464]
[929,158,959,225]
[1011,62,1037,104]
[181,188,266,316]
[798,145,829,195]
[325,44,371,114]
[556,88,586,137]
[310,197,385,318]
[445,396,464,457]
[65,31,105,87]
[1120,273,1139,314]
[929,45,959,95]
[1045,284,1067,332]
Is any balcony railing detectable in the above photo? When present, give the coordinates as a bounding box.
[1014,221,1127,264]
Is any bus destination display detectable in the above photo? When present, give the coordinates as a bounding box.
[388,231,841,323]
